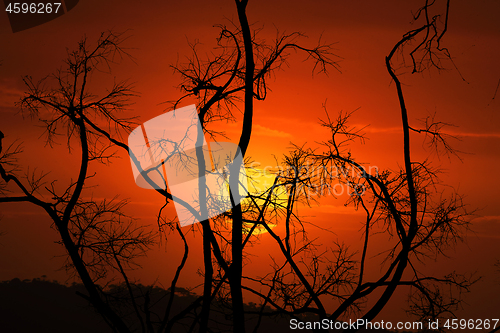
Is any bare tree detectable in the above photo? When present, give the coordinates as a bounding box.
[166,0,339,330]
[237,0,474,330]
[166,0,475,331]
[0,1,477,333]
[0,31,155,333]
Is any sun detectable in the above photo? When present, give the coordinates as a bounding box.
[239,167,288,235]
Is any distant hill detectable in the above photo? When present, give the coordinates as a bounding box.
[0,278,287,333]
[0,278,109,333]
[0,278,437,333]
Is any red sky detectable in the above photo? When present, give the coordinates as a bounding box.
[1,0,499,326]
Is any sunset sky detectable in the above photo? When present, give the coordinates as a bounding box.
[1,0,499,326]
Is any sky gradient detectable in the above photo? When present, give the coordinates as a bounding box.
[1,0,499,327]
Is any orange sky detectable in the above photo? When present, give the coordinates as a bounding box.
[1,0,499,326]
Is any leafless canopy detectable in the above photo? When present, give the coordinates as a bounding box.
[0,1,478,332]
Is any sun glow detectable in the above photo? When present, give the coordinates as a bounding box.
[239,167,288,235]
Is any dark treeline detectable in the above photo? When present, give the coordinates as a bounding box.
[0,278,290,332]
[0,278,442,333]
